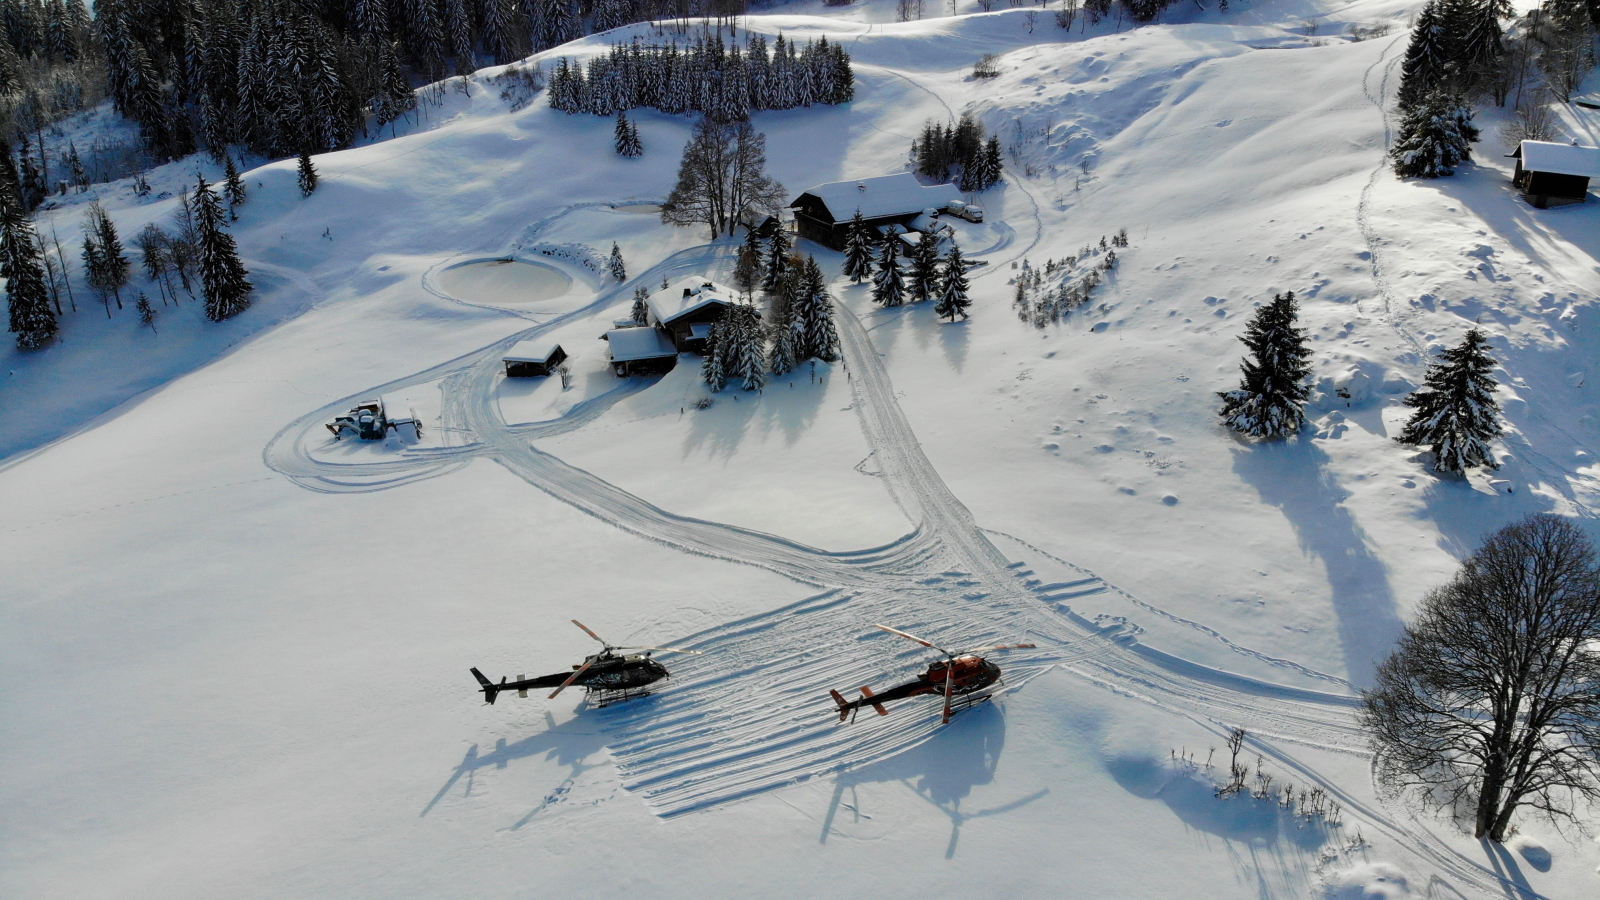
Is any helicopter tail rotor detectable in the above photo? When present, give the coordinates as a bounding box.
[470,668,503,705]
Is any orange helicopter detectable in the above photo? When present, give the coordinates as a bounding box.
[829,624,1036,725]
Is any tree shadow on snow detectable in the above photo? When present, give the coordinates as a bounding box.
[1420,163,1600,288]
[1230,438,1403,686]
[818,703,1047,858]
[680,381,760,462]
[1107,755,1330,898]
[421,709,612,828]
[755,360,831,449]
[1481,838,1548,900]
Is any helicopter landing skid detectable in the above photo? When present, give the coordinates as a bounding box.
[586,685,655,707]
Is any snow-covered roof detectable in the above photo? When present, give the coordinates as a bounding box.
[1518,141,1600,178]
[792,174,963,222]
[604,327,678,362]
[502,339,563,364]
[646,278,737,326]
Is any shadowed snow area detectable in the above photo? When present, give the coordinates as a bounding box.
[3,0,1600,898]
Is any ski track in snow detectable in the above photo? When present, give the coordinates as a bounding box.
[261,206,1521,897]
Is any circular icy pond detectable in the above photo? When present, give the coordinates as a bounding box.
[439,259,572,306]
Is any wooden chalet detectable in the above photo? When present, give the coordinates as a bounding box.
[1510,141,1600,208]
[646,279,746,354]
[789,174,962,250]
[502,339,567,377]
[603,327,678,376]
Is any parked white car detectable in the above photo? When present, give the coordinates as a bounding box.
[945,199,984,223]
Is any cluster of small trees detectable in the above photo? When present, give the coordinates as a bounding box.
[840,211,972,322]
[911,114,1003,192]
[548,33,853,121]
[1218,293,1502,477]
[703,227,839,393]
[1193,727,1346,825]
[4,153,251,349]
[1011,230,1125,328]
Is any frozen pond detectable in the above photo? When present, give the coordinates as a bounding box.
[438,259,572,306]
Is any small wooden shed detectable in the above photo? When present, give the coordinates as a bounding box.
[603,327,678,376]
[1510,141,1600,208]
[503,340,567,377]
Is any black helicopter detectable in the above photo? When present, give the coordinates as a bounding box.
[470,619,701,706]
[829,624,1036,725]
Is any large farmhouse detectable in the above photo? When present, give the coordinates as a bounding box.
[646,279,744,354]
[1510,141,1600,208]
[789,174,963,250]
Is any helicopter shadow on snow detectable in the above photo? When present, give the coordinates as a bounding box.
[818,702,1048,859]
[421,708,619,828]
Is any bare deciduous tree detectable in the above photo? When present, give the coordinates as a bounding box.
[662,118,785,240]
[1362,515,1600,842]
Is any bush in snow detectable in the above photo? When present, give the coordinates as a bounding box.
[1391,90,1479,178]
[1217,291,1312,440]
[1396,328,1502,474]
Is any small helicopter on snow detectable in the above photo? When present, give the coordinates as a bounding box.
[471,619,701,707]
[829,624,1036,725]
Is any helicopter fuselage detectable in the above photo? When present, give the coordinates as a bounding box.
[833,655,1002,719]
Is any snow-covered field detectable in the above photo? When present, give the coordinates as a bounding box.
[4,0,1600,897]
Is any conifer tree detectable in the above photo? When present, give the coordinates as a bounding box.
[978,136,1004,190]
[630,285,650,324]
[136,292,157,332]
[793,254,840,361]
[763,225,791,291]
[727,303,766,391]
[615,111,642,157]
[871,233,906,307]
[89,201,130,307]
[910,230,941,303]
[1398,0,1454,108]
[224,154,247,217]
[842,210,874,283]
[2,174,56,349]
[1217,291,1312,439]
[1391,90,1478,178]
[1397,328,1502,474]
[734,226,763,297]
[767,274,798,376]
[935,241,971,322]
[194,175,253,321]
[297,151,318,196]
[702,307,730,391]
[608,242,626,281]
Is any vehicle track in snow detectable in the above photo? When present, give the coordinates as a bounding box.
[1355,35,1426,360]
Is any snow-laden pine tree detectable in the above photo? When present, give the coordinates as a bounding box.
[89,201,130,306]
[2,173,56,349]
[910,230,941,303]
[977,136,1004,190]
[871,233,905,307]
[297,151,318,195]
[702,307,730,391]
[1217,291,1312,439]
[630,285,650,325]
[224,155,247,216]
[608,242,626,281]
[726,304,766,391]
[1397,328,1502,474]
[1391,90,1478,178]
[935,241,971,322]
[194,175,253,322]
[767,279,798,376]
[763,225,791,292]
[793,255,840,361]
[615,111,642,157]
[842,210,874,283]
[1397,0,1453,107]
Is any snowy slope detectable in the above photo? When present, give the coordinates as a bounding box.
[5,2,1600,898]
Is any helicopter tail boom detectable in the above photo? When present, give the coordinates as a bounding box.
[829,686,889,723]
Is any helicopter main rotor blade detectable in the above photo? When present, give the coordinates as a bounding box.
[872,623,949,654]
[571,619,607,646]
[962,643,1038,655]
[940,661,956,725]
[548,656,597,699]
[613,646,704,655]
